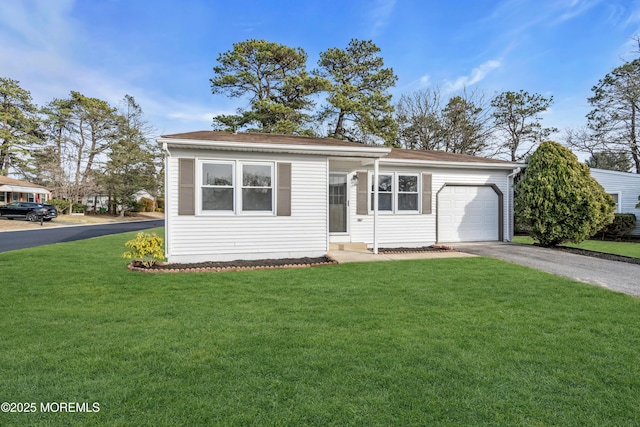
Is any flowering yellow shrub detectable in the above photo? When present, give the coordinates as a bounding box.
[122,232,164,268]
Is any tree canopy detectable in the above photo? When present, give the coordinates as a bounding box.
[491,90,556,161]
[585,151,632,172]
[586,58,640,173]
[0,77,41,176]
[315,39,398,145]
[396,87,493,155]
[210,39,328,135]
[2,77,161,214]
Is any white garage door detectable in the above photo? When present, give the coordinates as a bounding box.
[438,186,499,242]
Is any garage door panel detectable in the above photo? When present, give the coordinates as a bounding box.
[438,186,499,242]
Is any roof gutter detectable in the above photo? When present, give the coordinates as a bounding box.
[157,137,391,159]
[381,158,525,170]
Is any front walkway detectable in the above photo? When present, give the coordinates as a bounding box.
[328,248,475,263]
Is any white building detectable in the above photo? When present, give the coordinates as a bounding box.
[590,168,640,235]
[159,131,522,263]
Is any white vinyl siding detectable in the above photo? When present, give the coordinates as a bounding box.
[349,166,510,248]
[590,168,640,235]
[167,150,328,262]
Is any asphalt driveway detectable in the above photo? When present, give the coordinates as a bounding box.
[453,242,640,297]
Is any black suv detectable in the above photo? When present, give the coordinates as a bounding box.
[0,202,58,221]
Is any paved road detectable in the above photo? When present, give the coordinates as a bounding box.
[0,220,164,253]
[453,242,640,297]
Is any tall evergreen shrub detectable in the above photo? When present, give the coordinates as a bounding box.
[515,141,615,247]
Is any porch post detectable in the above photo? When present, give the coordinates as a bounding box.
[373,158,379,255]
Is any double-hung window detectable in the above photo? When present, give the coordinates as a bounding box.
[199,160,274,214]
[202,162,234,212]
[397,174,418,211]
[370,173,420,213]
[242,164,273,211]
[371,174,393,211]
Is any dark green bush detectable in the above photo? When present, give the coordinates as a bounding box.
[599,213,637,238]
[515,141,615,247]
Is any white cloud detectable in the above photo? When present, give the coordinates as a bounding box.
[370,0,397,34]
[444,60,502,93]
[419,74,431,87]
[552,0,601,25]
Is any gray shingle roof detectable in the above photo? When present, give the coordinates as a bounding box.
[161,131,514,165]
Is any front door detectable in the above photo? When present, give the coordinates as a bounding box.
[329,174,347,233]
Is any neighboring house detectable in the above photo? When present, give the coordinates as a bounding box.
[590,168,640,235]
[159,131,522,263]
[0,176,51,206]
[83,190,154,213]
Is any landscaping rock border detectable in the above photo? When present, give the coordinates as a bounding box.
[127,256,338,273]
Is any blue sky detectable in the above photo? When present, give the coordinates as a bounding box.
[1,0,639,143]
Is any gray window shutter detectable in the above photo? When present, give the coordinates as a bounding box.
[421,173,432,214]
[277,163,291,216]
[179,158,195,215]
[356,171,368,215]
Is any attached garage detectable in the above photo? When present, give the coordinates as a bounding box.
[437,185,502,242]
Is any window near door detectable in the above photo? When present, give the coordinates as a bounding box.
[370,173,420,213]
[28,193,35,202]
[371,174,393,211]
[0,192,5,203]
[202,162,234,211]
[398,174,418,211]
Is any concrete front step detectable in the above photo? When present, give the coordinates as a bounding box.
[329,242,368,251]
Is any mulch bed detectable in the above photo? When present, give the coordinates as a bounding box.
[374,245,456,254]
[128,256,338,273]
[128,245,459,273]
[536,244,640,266]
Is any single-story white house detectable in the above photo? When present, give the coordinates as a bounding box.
[0,176,51,206]
[590,168,640,235]
[159,131,522,263]
[83,190,155,213]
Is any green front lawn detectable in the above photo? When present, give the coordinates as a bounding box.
[512,235,640,258]
[1,229,639,426]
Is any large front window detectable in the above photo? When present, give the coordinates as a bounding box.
[199,160,274,214]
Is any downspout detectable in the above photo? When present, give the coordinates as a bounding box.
[162,141,171,261]
[506,167,521,241]
[373,158,379,255]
